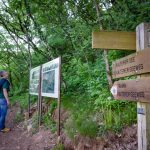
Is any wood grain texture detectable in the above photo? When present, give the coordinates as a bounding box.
[92,31,136,50]
[112,48,150,78]
[57,56,61,136]
[38,66,42,127]
[136,23,150,51]
[111,78,150,102]
[136,23,150,150]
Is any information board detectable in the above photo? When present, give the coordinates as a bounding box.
[41,57,60,98]
[29,66,41,95]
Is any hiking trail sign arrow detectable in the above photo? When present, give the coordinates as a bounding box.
[112,48,150,79]
[92,31,136,50]
[111,78,150,103]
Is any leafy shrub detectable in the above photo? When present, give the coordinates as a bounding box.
[31,113,39,134]
[14,112,24,123]
[53,143,65,150]
[42,114,57,133]
[42,101,57,133]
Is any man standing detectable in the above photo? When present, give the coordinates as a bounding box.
[0,70,11,132]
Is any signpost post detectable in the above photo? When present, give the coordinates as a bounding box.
[136,23,150,150]
[57,57,61,136]
[92,22,150,150]
[38,66,42,127]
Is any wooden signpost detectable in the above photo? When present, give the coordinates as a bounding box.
[92,31,136,50]
[136,23,150,150]
[92,22,150,150]
[111,78,150,102]
[112,48,150,78]
[57,57,61,136]
[38,66,42,127]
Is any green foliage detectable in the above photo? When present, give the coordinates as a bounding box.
[53,143,65,150]
[64,117,77,139]
[64,112,98,138]
[43,114,57,133]
[63,94,98,138]
[76,117,98,137]
[14,112,24,123]
[31,113,39,134]
[49,100,57,115]
[42,101,57,133]
[97,102,136,136]
[10,92,37,110]
[63,91,136,138]
[0,0,149,139]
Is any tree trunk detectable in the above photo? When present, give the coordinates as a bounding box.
[94,0,113,89]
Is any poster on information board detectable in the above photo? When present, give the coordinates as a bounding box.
[29,66,41,95]
[41,57,60,98]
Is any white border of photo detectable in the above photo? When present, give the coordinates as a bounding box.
[41,57,60,98]
[29,66,41,95]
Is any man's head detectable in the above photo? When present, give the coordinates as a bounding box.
[0,71,9,79]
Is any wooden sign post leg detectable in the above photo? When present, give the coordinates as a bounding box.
[57,56,61,136]
[38,66,42,128]
[136,23,150,150]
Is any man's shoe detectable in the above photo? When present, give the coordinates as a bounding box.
[1,128,11,133]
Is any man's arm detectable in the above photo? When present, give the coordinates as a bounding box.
[3,88,10,105]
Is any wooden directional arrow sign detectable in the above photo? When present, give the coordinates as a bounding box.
[92,31,136,50]
[111,78,150,102]
[112,48,150,79]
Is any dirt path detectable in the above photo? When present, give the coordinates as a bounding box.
[0,105,57,150]
[0,104,137,150]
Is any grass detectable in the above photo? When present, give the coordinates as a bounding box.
[10,87,137,139]
[10,91,58,134]
[53,143,65,150]
[14,112,24,123]
[62,91,137,138]
[42,100,57,133]
[42,114,57,133]
[31,113,39,134]
[10,92,37,110]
